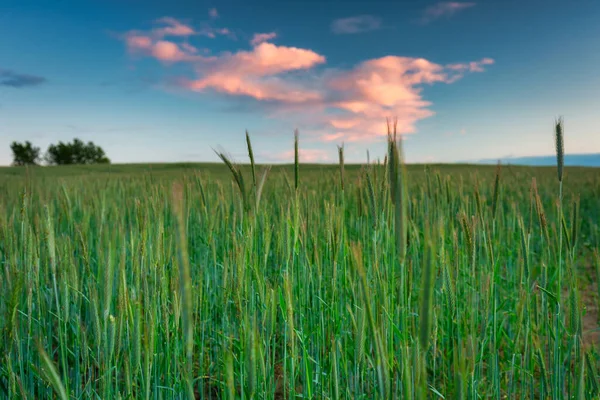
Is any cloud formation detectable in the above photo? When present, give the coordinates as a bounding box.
[181,42,326,102]
[331,15,382,34]
[120,18,494,148]
[320,56,493,140]
[446,57,494,74]
[154,17,195,37]
[0,69,47,88]
[198,26,235,39]
[122,15,234,62]
[251,32,277,46]
[182,50,492,140]
[209,8,219,19]
[125,34,198,62]
[422,2,476,23]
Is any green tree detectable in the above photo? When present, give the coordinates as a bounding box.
[10,141,41,166]
[46,138,110,165]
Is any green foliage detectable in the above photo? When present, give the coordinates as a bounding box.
[10,140,40,166]
[0,132,599,398]
[45,138,110,165]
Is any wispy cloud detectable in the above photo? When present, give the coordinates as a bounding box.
[447,57,494,72]
[209,8,219,19]
[421,2,475,23]
[331,15,382,34]
[122,16,235,62]
[154,17,195,37]
[250,32,277,46]
[180,42,199,54]
[199,26,236,39]
[0,69,47,88]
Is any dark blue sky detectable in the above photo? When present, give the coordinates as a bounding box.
[1,0,599,164]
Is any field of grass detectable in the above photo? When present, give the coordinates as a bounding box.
[1,135,600,398]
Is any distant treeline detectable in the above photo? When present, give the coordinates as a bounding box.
[10,139,110,166]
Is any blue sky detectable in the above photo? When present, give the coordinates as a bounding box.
[1,0,599,165]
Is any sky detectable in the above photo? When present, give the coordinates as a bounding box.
[1,0,600,165]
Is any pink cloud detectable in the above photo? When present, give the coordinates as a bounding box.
[447,57,494,72]
[181,42,326,102]
[229,42,325,75]
[251,32,277,46]
[198,26,236,39]
[320,56,453,138]
[329,118,362,129]
[180,42,198,54]
[182,51,492,140]
[184,76,322,102]
[151,40,188,61]
[154,17,195,37]
[331,15,382,34]
[122,17,236,63]
[311,55,493,140]
[470,57,494,71]
[422,2,476,23]
[270,148,331,162]
[445,58,495,82]
[125,33,197,63]
[209,8,219,19]
[120,18,494,144]
[125,34,153,51]
[321,132,345,142]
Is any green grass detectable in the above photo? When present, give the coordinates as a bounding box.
[1,153,599,398]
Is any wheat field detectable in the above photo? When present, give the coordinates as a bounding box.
[1,126,599,399]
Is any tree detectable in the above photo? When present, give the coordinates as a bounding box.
[10,141,41,166]
[46,138,110,165]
